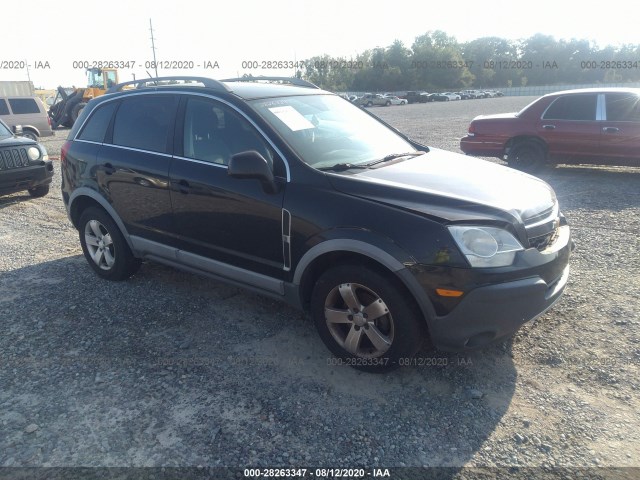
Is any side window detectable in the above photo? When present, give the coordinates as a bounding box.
[77,102,117,142]
[112,95,177,153]
[605,93,640,122]
[183,98,275,168]
[542,94,597,121]
[8,98,40,115]
[0,100,9,116]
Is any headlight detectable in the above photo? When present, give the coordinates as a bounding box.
[27,147,41,161]
[448,225,524,267]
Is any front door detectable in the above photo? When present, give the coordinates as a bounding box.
[169,96,286,281]
[536,93,600,159]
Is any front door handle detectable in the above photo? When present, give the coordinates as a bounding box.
[603,127,620,133]
[178,179,190,194]
[542,124,556,130]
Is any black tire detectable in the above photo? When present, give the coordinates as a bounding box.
[385,100,391,106]
[78,207,141,281]
[311,265,425,373]
[507,140,546,172]
[71,102,87,123]
[27,185,49,197]
[366,101,373,107]
[22,130,38,141]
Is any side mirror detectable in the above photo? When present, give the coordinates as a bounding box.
[228,150,279,194]
[13,125,23,136]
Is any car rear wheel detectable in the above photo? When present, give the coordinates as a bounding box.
[78,207,141,281]
[507,140,546,172]
[311,265,425,372]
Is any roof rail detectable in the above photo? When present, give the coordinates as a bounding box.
[106,76,232,94]
[220,76,319,89]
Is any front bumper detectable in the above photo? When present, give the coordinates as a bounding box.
[428,264,570,350]
[0,161,54,195]
[412,224,572,350]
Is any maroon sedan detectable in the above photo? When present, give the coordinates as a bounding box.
[460,88,640,170]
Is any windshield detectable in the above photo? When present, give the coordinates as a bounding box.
[0,121,12,137]
[250,94,416,169]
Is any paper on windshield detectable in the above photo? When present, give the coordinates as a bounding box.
[268,106,315,131]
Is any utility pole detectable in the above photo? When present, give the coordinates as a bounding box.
[149,19,159,78]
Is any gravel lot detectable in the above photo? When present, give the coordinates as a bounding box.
[1,96,638,477]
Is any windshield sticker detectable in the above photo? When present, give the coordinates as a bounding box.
[268,106,315,131]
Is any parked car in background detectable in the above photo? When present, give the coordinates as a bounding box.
[406,91,430,104]
[356,93,391,107]
[428,93,450,102]
[0,118,53,197]
[460,88,640,170]
[385,95,408,105]
[456,92,471,100]
[0,96,54,141]
[442,92,461,101]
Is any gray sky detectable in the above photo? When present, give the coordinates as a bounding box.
[1,0,637,89]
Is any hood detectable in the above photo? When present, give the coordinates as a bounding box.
[327,148,556,224]
[0,135,36,147]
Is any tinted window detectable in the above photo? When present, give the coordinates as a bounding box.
[112,95,177,153]
[8,98,40,115]
[605,93,640,122]
[0,100,9,116]
[78,102,117,142]
[183,97,274,167]
[542,94,597,121]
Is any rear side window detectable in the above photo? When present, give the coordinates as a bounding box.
[8,98,40,115]
[542,94,597,121]
[112,95,177,153]
[78,102,118,142]
[0,100,9,115]
[605,93,640,122]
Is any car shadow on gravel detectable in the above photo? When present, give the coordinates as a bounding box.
[0,192,37,210]
[0,255,517,472]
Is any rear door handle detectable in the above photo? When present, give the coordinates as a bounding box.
[103,163,115,175]
[178,179,190,194]
[603,127,620,133]
[542,125,556,130]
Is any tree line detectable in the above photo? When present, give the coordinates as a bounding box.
[297,31,640,92]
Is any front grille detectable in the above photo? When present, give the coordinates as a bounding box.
[523,203,560,251]
[0,147,30,171]
[529,227,559,250]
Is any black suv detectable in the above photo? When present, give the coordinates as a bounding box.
[0,118,52,197]
[61,76,572,372]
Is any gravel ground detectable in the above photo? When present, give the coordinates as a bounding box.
[0,97,639,477]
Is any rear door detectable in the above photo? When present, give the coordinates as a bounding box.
[600,92,640,165]
[537,93,600,160]
[169,96,286,280]
[96,93,178,243]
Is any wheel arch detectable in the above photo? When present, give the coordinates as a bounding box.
[505,135,548,155]
[68,188,135,252]
[20,125,41,137]
[292,239,437,328]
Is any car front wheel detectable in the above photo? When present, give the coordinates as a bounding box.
[311,265,425,372]
[78,207,141,281]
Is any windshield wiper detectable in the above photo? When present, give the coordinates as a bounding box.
[317,163,371,172]
[363,151,426,167]
[317,152,426,172]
